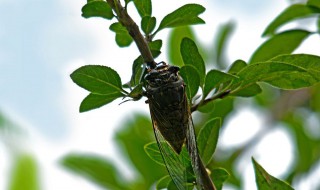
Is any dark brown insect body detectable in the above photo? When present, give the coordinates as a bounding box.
[145,62,216,190]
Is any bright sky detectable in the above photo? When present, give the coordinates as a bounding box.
[1,0,319,189]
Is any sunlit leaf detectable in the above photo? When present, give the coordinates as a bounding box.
[70,65,124,95]
[250,30,311,63]
[109,22,133,47]
[263,4,320,36]
[133,0,152,17]
[180,37,206,86]
[9,154,39,190]
[82,1,113,19]
[61,153,127,190]
[155,4,205,33]
[141,16,156,35]
[180,65,200,102]
[204,70,237,98]
[211,168,230,190]
[197,118,221,165]
[80,92,123,112]
[252,158,294,190]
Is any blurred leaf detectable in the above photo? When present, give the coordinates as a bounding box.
[115,114,166,186]
[141,16,156,35]
[9,154,39,190]
[214,21,235,69]
[204,70,237,98]
[144,142,165,166]
[197,118,221,165]
[61,153,127,190]
[318,16,320,32]
[231,83,262,97]
[70,65,124,95]
[250,30,311,63]
[109,22,133,47]
[82,1,113,19]
[133,0,152,17]
[262,4,320,36]
[307,0,320,9]
[252,158,294,190]
[180,65,200,102]
[211,168,230,190]
[228,60,247,74]
[80,92,123,112]
[155,4,205,34]
[168,26,195,67]
[180,37,206,87]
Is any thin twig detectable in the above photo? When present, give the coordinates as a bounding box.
[106,0,157,69]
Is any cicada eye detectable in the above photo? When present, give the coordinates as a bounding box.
[168,65,180,73]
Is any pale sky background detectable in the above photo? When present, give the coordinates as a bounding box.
[0,0,320,189]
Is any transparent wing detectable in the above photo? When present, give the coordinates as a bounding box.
[149,104,191,190]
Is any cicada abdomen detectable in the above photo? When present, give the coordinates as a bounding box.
[145,62,216,190]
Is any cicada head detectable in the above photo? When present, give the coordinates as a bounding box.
[145,62,180,87]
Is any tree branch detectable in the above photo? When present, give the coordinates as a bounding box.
[106,0,157,69]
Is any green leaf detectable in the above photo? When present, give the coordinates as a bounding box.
[133,0,152,17]
[81,1,113,20]
[9,154,39,190]
[228,60,247,75]
[70,65,124,95]
[141,16,156,35]
[109,22,133,47]
[197,100,215,113]
[130,56,145,86]
[179,65,200,102]
[127,83,143,101]
[250,30,311,63]
[155,4,205,33]
[168,26,195,67]
[144,142,165,166]
[61,153,127,190]
[197,118,221,165]
[80,92,123,112]
[149,39,162,51]
[156,175,171,190]
[262,4,320,36]
[211,168,230,190]
[307,0,320,9]
[180,37,206,87]
[236,59,320,90]
[204,70,237,98]
[214,21,235,69]
[252,158,294,190]
[231,83,262,97]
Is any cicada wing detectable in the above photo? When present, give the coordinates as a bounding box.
[149,105,192,190]
[186,116,216,190]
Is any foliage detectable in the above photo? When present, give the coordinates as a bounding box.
[64,0,320,189]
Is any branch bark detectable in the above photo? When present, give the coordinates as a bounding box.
[106,0,157,69]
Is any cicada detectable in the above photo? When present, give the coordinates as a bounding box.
[144,62,216,190]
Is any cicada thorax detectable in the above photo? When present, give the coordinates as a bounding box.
[145,62,188,154]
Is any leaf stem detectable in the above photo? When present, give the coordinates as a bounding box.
[106,0,157,69]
